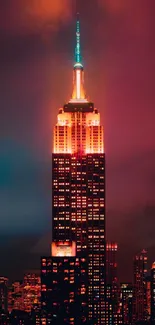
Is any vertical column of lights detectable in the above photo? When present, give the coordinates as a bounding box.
[52,155,71,242]
[87,154,105,324]
[76,19,81,64]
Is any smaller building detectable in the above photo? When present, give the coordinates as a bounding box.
[8,281,24,312]
[8,274,41,322]
[151,262,155,322]
[132,249,147,322]
[120,283,133,325]
[23,273,41,313]
[145,275,151,320]
[106,243,119,325]
[0,277,8,314]
[106,243,118,285]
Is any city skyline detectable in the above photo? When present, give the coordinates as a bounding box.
[0,0,155,283]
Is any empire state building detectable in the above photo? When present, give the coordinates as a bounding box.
[41,17,106,325]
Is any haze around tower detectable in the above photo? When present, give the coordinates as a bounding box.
[0,0,155,282]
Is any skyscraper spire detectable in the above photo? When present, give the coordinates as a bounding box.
[70,14,87,102]
[74,13,83,68]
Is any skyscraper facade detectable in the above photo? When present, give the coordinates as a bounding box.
[41,17,105,325]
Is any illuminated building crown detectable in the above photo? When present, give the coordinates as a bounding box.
[53,16,104,155]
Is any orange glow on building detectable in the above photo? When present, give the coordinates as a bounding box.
[70,67,87,102]
[146,279,151,318]
[106,243,118,251]
[53,105,104,154]
[51,241,76,257]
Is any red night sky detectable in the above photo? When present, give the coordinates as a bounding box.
[0,0,155,281]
